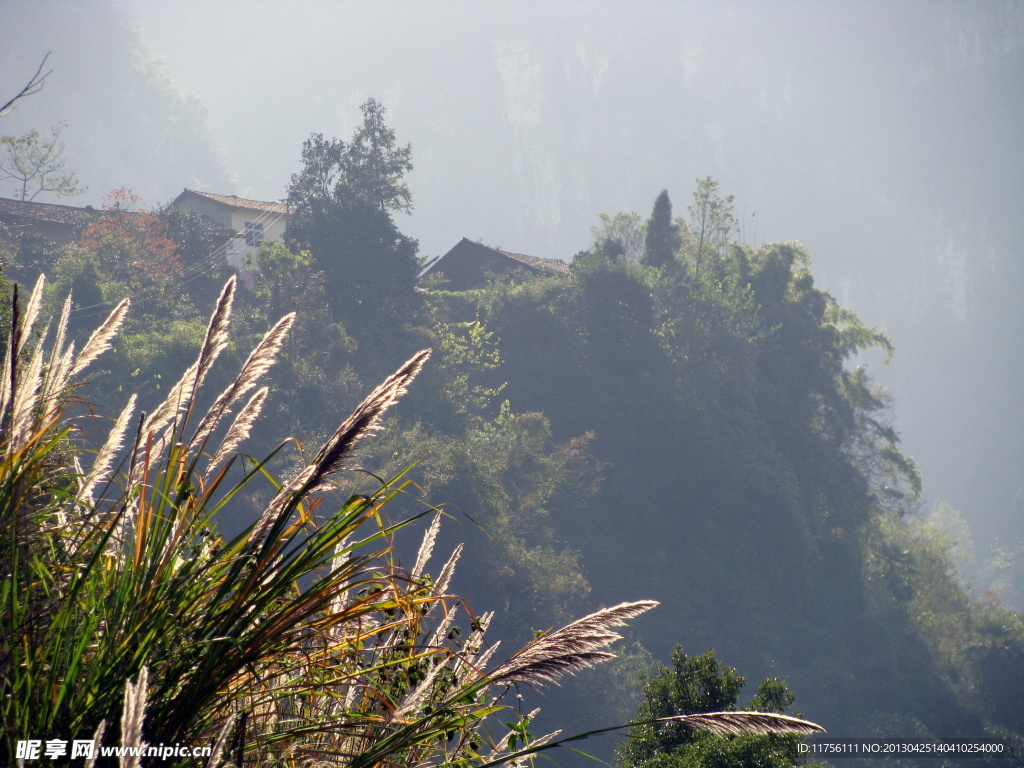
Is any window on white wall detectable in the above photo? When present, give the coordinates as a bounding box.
[244,221,264,247]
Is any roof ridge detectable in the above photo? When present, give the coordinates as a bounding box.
[180,189,288,214]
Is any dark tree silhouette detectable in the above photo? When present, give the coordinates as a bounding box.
[642,189,681,268]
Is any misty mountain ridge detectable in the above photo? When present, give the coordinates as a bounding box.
[4,4,1024,761]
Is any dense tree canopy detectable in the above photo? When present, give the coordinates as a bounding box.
[617,647,816,768]
[427,182,1022,752]
[286,99,421,343]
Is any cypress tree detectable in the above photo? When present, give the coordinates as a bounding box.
[642,189,681,268]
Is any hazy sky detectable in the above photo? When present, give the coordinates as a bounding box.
[4,0,1023,569]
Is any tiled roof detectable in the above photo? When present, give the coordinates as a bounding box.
[181,189,288,215]
[494,247,570,276]
[0,197,99,227]
[421,238,570,291]
[0,196,235,243]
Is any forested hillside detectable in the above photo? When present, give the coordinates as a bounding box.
[3,99,1022,765]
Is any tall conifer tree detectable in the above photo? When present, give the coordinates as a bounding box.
[642,189,681,268]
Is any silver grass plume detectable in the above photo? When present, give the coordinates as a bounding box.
[39,293,72,404]
[464,611,494,657]
[43,342,75,412]
[430,543,462,599]
[192,274,236,389]
[396,650,449,719]
[9,325,47,450]
[143,277,235,438]
[466,638,501,681]
[84,720,107,768]
[207,386,268,473]
[300,348,430,495]
[425,605,459,651]
[250,348,431,545]
[412,512,442,578]
[77,394,137,507]
[138,361,195,451]
[16,274,45,358]
[325,537,356,626]
[119,666,149,768]
[50,294,71,370]
[661,711,825,736]
[191,311,295,449]
[507,734,562,768]
[454,612,498,685]
[205,713,237,768]
[487,600,658,688]
[68,297,130,379]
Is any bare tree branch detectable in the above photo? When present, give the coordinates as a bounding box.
[0,52,52,118]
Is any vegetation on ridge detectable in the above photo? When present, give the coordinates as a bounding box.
[1,89,1022,764]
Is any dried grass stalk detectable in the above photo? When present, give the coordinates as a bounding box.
[119,666,149,768]
[251,348,431,545]
[664,710,826,736]
[69,298,130,379]
[77,394,137,507]
[191,311,295,448]
[207,386,268,473]
[412,512,442,579]
[17,274,45,358]
[488,600,658,687]
[143,277,235,438]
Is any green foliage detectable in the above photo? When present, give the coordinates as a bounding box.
[617,648,816,768]
[49,246,104,317]
[0,229,17,340]
[591,210,647,263]
[370,406,599,635]
[972,592,1024,733]
[429,314,505,421]
[236,237,360,441]
[686,177,736,278]
[573,249,661,375]
[289,99,413,216]
[116,316,208,396]
[458,177,1014,748]
[244,238,316,319]
[1,226,63,288]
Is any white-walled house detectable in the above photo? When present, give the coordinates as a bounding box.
[173,189,288,268]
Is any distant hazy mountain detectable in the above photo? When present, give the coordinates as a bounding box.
[0,0,236,207]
